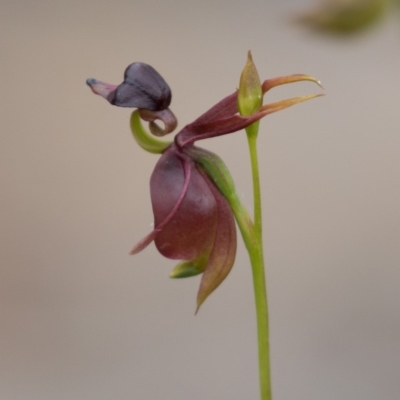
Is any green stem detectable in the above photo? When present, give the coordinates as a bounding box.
[227,147,271,400]
[188,135,271,399]
[248,235,271,400]
[246,122,271,400]
[246,121,262,238]
[229,198,270,400]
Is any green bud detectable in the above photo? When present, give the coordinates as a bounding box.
[238,51,262,116]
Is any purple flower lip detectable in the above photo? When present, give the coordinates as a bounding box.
[86,62,172,111]
[130,144,237,312]
[86,78,117,103]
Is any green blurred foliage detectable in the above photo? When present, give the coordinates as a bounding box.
[299,0,396,34]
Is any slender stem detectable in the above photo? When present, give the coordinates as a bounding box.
[230,161,271,400]
[188,126,272,399]
[246,121,272,400]
[246,121,262,238]
[248,237,271,400]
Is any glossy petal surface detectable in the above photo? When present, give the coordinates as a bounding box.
[151,146,217,262]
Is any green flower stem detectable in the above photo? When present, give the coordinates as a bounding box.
[228,192,270,400]
[237,55,270,398]
[246,121,262,238]
[246,121,271,400]
[185,132,271,399]
[248,234,271,400]
[227,155,271,400]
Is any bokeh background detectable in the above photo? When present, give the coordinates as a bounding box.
[1,0,400,399]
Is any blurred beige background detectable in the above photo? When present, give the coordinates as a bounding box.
[1,0,400,399]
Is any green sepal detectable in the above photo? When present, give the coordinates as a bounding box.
[130,110,172,154]
[184,147,237,204]
[169,260,205,278]
[185,146,255,245]
[238,51,262,117]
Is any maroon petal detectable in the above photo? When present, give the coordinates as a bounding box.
[174,73,323,146]
[176,109,268,147]
[186,75,322,126]
[148,146,218,262]
[130,146,191,255]
[177,93,323,147]
[196,170,237,313]
[192,92,238,124]
[138,108,178,137]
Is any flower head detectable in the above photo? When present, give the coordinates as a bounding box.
[87,62,177,136]
[87,62,171,110]
[86,54,323,311]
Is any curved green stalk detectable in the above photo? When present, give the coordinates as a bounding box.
[130,110,171,154]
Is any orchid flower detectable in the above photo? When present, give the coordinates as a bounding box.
[87,53,323,400]
[86,55,323,312]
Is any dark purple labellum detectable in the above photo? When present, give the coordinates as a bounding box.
[111,63,172,111]
[130,145,237,311]
[151,148,218,262]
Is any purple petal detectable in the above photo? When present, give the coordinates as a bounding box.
[186,75,320,125]
[112,63,171,110]
[176,111,265,147]
[86,79,117,102]
[192,92,238,124]
[175,73,323,145]
[196,170,237,312]
[177,93,323,147]
[130,146,191,255]
[148,146,218,261]
[87,63,172,110]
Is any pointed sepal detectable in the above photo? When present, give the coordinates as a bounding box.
[238,51,262,116]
